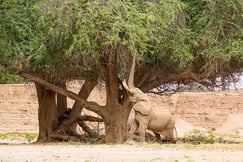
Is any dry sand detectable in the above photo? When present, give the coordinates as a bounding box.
[215,113,243,136]
[1,144,243,162]
[1,111,243,162]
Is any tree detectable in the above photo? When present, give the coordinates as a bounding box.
[1,0,243,143]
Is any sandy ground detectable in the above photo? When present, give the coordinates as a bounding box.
[1,144,243,162]
[1,113,243,162]
[1,112,243,162]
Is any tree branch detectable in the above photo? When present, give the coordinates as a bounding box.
[70,79,98,121]
[78,121,95,136]
[21,73,105,116]
[141,71,207,92]
[62,115,103,128]
[103,49,119,106]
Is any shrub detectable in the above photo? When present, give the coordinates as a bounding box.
[179,130,237,144]
[0,73,23,84]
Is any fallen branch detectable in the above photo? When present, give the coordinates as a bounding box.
[78,115,103,122]
[55,115,103,135]
[21,73,104,116]
[78,121,95,136]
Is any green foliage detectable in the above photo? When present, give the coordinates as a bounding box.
[29,0,77,73]
[0,0,242,87]
[180,133,216,144]
[82,133,99,144]
[180,130,240,144]
[66,0,184,72]
[21,0,185,79]
[0,0,44,67]
[0,72,23,84]
[186,0,243,58]
[0,132,38,143]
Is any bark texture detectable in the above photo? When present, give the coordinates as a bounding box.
[68,80,98,135]
[102,52,131,143]
[35,83,58,142]
[56,80,67,117]
[103,106,130,143]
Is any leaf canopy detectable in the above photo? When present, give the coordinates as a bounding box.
[0,0,242,89]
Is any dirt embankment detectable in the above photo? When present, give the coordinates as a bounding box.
[0,83,243,135]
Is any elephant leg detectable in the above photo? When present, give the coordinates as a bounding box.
[154,133,162,143]
[137,117,148,142]
[128,120,139,140]
[162,128,176,144]
[137,127,146,142]
[161,118,177,143]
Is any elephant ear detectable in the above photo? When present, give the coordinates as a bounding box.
[133,100,151,116]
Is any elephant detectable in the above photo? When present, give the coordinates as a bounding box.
[123,56,177,143]
[126,108,177,143]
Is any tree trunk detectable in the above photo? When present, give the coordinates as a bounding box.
[23,72,131,143]
[103,105,130,143]
[35,83,58,142]
[56,80,67,117]
[102,51,131,143]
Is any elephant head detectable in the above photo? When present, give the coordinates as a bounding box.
[122,56,151,115]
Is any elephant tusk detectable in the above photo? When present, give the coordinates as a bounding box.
[122,79,135,94]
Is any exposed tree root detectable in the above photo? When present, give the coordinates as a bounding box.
[51,134,77,141]
[52,115,103,142]
[78,121,95,137]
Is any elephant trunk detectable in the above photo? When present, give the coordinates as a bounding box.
[127,55,136,88]
[122,80,136,94]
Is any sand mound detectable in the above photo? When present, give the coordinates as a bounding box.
[215,113,243,136]
[175,118,208,137]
